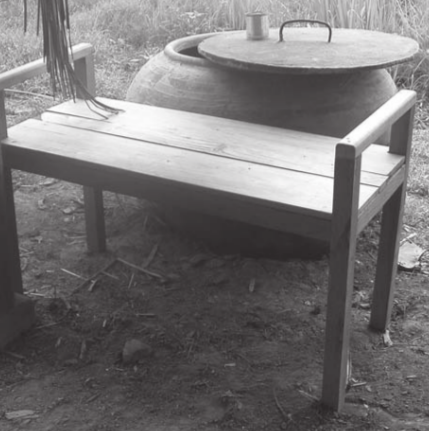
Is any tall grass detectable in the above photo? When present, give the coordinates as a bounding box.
[311,0,429,99]
[1,0,428,99]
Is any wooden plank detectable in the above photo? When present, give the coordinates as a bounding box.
[0,93,35,347]
[0,152,23,298]
[3,136,333,241]
[370,103,415,330]
[0,90,6,139]
[357,166,406,234]
[83,186,106,253]
[0,44,93,90]
[322,144,361,411]
[4,119,380,218]
[339,90,417,155]
[43,99,404,185]
[73,50,106,253]
[0,146,16,311]
[74,52,96,97]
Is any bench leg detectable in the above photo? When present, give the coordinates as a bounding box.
[322,149,360,411]
[0,165,23,295]
[83,186,107,253]
[322,225,357,411]
[0,154,35,347]
[0,294,35,349]
[370,186,405,331]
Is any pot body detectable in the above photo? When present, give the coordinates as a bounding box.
[127,33,397,138]
[126,33,397,259]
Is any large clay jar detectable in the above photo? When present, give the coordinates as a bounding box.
[126,33,397,259]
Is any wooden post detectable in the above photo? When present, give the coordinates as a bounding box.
[0,90,23,296]
[0,90,16,308]
[0,90,35,347]
[74,51,107,253]
[322,144,361,411]
[370,105,415,331]
[83,186,106,253]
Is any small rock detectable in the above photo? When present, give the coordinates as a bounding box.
[122,339,153,365]
[62,206,76,215]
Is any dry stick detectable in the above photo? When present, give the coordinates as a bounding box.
[88,279,99,293]
[1,350,26,361]
[77,258,119,290]
[5,89,54,100]
[127,273,135,290]
[61,268,86,280]
[116,258,165,280]
[272,387,291,424]
[143,243,158,268]
[101,271,119,280]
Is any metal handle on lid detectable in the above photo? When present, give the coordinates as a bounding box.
[278,19,332,43]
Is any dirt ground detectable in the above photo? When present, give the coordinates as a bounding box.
[2,105,429,430]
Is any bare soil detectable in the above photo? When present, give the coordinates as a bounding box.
[2,100,429,431]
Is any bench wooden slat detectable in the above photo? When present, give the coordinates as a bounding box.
[3,120,334,241]
[357,165,406,234]
[4,119,381,220]
[42,99,404,187]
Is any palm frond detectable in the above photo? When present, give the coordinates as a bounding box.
[24,0,119,114]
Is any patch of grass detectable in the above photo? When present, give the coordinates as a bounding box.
[312,0,429,100]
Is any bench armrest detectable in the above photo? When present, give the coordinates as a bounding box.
[0,43,93,91]
[337,89,417,159]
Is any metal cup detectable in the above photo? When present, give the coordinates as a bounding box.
[246,12,269,40]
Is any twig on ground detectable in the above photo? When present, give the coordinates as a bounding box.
[5,88,54,100]
[297,389,318,401]
[88,279,99,293]
[27,292,49,297]
[78,258,119,290]
[1,350,26,360]
[273,387,292,425]
[400,232,418,245]
[35,316,68,330]
[116,257,165,280]
[79,340,87,361]
[127,273,135,290]
[143,243,158,268]
[101,271,119,280]
[61,268,86,280]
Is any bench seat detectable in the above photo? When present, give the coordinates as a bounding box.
[4,99,405,241]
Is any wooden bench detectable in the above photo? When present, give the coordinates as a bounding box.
[0,43,416,411]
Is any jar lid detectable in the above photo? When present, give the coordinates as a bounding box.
[198,27,419,74]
